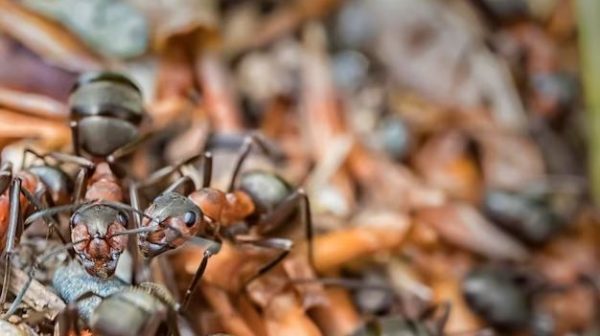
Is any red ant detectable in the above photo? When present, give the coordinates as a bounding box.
[21,72,153,278]
[131,134,314,310]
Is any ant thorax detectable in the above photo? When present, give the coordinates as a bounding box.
[189,188,255,227]
[84,162,123,202]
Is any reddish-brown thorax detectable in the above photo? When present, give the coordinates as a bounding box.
[84,162,123,202]
[189,188,255,227]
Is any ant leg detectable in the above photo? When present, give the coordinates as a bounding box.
[202,152,212,188]
[129,183,142,230]
[70,120,80,156]
[21,148,50,169]
[137,152,208,190]
[129,183,143,284]
[163,176,196,195]
[0,178,22,304]
[256,189,314,267]
[19,187,70,246]
[0,161,12,195]
[47,152,95,170]
[180,237,221,311]
[59,302,82,336]
[165,309,181,336]
[72,167,90,204]
[24,203,83,227]
[108,131,156,163]
[227,134,283,192]
[235,236,293,287]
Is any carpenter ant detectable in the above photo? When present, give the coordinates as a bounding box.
[462,265,532,331]
[462,264,598,334]
[20,72,152,279]
[131,134,313,310]
[483,185,580,245]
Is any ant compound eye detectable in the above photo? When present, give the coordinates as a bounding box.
[117,212,128,225]
[71,213,81,227]
[183,211,197,227]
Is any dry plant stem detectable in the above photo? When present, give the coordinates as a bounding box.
[151,39,196,128]
[577,0,600,204]
[431,275,482,333]
[180,242,272,293]
[237,295,268,336]
[0,108,70,148]
[0,88,67,119]
[0,0,101,72]
[236,0,341,52]
[0,265,65,320]
[346,136,446,210]
[414,131,481,203]
[310,287,362,336]
[301,23,355,206]
[301,24,442,210]
[196,49,244,133]
[263,290,322,336]
[282,255,327,310]
[150,256,181,302]
[128,0,218,51]
[310,226,410,272]
[200,283,256,336]
[416,203,529,261]
[301,25,445,208]
[156,41,194,99]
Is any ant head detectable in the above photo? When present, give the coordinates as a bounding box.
[139,192,205,258]
[70,204,129,278]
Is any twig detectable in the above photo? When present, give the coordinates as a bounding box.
[0,265,65,320]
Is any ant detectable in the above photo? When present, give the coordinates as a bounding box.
[131,134,314,310]
[463,264,600,334]
[0,72,162,319]
[19,71,153,279]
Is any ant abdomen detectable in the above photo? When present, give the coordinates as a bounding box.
[69,72,145,157]
[27,165,73,205]
[462,266,531,331]
[238,170,292,215]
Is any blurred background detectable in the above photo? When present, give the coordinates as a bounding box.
[0,0,599,335]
